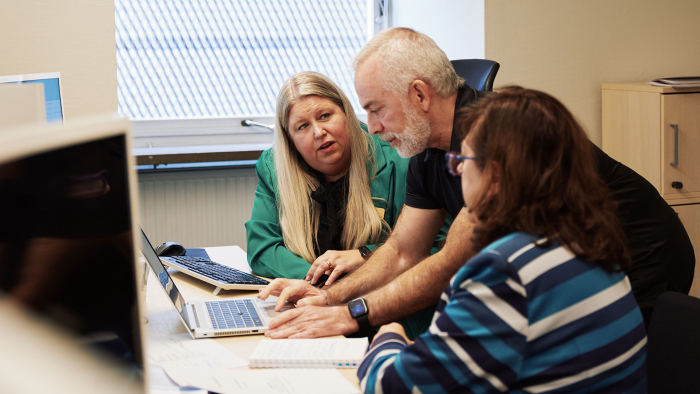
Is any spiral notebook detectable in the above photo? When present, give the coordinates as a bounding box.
[249,338,369,368]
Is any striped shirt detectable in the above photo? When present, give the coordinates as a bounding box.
[358,232,647,393]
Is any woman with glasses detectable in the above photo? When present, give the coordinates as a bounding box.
[358,87,647,393]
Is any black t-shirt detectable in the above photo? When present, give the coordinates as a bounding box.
[405,85,481,218]
[403,84,695,319]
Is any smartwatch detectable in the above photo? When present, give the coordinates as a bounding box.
[348,298,373,336]
[358,246,372,260]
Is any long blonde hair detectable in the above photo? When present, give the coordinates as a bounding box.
[273,71,388,263]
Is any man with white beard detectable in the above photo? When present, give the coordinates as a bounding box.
[258,27,486,339]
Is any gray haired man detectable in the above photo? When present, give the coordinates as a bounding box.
[258,27,484,339]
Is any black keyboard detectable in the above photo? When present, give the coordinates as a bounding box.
[161,256,269,286]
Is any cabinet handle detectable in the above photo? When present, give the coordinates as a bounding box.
[671,124,679,166]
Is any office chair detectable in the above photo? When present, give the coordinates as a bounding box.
[450,59,500,92]
[646,291,700,393]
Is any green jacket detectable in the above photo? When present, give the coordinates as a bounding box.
[245,133,449,279]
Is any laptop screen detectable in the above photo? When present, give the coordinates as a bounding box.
[0,134,143,374]
[138,229,189,328]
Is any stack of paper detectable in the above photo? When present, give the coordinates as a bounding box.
[650,77,700,88]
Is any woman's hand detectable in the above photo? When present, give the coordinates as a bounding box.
[373,322,414,346]
[306,249,366,287]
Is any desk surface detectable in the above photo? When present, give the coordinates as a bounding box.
[143,246,360,392]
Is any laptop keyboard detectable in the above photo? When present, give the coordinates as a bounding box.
[206,299,264,329]
[161,256,269,286]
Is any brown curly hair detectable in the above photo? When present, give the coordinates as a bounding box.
[457,87,630,271]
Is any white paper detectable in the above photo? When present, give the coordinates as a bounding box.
[250,338,368,368]
[148,364,208,393]
[146,333,248,369]
[205,246,252,273]
[163,366,360,394]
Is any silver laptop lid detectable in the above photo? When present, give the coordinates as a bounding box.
[139,228,193,335]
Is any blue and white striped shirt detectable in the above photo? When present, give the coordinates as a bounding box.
[358,232,647,393]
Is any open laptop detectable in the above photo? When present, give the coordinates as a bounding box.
[139,229,292,338]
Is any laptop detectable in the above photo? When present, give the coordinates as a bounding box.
[139,229,292,338]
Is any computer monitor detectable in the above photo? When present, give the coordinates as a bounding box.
[0,114,145,392]
[0,72,65,123]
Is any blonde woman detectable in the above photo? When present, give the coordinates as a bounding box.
[246,72,446,292]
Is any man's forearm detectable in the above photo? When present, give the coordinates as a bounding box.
[325,237,417,305]
[365,212,476,327]
[323,206,448,306]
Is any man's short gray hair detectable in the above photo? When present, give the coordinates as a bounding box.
[352,27,464,99]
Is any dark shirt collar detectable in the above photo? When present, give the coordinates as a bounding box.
[423,84,477,162]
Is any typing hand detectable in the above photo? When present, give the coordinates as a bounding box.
[306,249,365,287]
[265,305,358,339]
[257,278,329,312]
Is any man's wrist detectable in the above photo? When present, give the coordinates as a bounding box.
[319,288,331,306]
[342,307,360,333]
[324,286,341,306]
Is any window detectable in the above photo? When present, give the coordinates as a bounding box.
[115,0,368,152]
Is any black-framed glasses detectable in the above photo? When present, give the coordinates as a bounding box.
[445,151,477,176]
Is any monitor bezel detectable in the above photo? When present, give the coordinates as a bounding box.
[0,113,147,388]
[0,71,66,124]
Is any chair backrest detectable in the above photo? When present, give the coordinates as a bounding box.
[450,59,500,92]
[647,291,700,393]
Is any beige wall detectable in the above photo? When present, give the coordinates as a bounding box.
[485,0,700,145]
[0,0,117,120]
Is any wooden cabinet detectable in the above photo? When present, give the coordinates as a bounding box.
[602,83,700,298]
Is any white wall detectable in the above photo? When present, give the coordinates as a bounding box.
[485,0,700,145]
[389,0,484,60]
[0,0,118,119]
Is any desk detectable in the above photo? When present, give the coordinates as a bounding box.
[142,246,361,392]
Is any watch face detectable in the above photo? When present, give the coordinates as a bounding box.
[348,298,367,318]
[359,246,370,259]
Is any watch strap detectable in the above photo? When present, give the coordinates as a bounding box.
[348,298,375,338]
[359,246,372,260]
[355,311,373,335]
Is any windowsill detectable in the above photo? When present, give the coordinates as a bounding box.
[133,142,272,165]
[129,113,366,168]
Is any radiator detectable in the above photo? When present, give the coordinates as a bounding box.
[137,167,258,251]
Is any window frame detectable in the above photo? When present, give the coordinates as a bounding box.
[125,0,386,164]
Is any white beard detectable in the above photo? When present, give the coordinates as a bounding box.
[393,99,432,158]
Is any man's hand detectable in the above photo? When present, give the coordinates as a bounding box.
[373,322,413,346]
[265,305,359,338]
[257,278,329,311]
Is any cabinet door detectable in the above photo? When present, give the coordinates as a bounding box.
[662,93,700,199]
[674,204,700,298]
